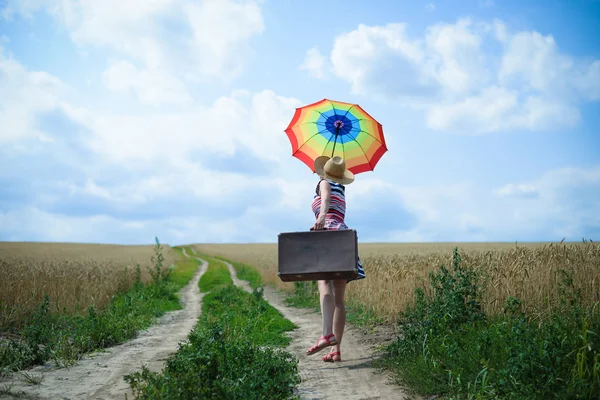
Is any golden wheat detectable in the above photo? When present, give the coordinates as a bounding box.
[193,241,600,322]
[0,242,178,330]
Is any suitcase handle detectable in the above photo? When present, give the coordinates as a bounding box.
[309,227,328,231]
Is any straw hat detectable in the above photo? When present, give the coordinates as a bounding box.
[314,156,355,185]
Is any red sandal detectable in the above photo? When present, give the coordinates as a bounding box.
[306,333,338,355]
[322,351,341,362]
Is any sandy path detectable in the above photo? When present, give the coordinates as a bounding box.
[220,259,414,400]
[0,249,207,400]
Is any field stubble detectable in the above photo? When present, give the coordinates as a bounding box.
[193,241,600,321]
[0,242,178,331]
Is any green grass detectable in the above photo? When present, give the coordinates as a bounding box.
[283,280,384,330]
[284,281,320,310]
[376,248,600,400]
[202,285,297,347]
[197,256,233,292]
[0,239,199,376]
[169,247,201,287]
[215,256,263,289]
[125,284,300,399]
[345,298,386,328]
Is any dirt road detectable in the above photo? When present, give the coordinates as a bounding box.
[221,258,414,400]
[0,249,207,400]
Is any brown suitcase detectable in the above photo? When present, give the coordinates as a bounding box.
[277,229,359,282]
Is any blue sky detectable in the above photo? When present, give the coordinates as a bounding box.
[0,0,599,245]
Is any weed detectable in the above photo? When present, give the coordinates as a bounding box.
[148,237,172,286]
[285,281,320,310]
[125,285,300,399]
[19,371,43,385]
[345,298,386,329]
[0,382,31,399]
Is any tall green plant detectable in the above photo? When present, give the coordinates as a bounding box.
[403,247,485,333]
[148,237,172,286]
[284,281,319,309]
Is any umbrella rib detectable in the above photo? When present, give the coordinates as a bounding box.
[309,101,339,158]
[344,130,376,170]
[330,101,339,158]
[323,129,335,158]
[348,123,386,147]
[333,105,385,147]
[293,126,333,156]
[292,121,327,127]
[341,104,356,119]
[341,133,345,162]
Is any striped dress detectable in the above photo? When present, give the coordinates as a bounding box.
[312,179,366,282]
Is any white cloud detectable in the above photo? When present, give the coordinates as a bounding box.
[319,18,599,133]
[2,0,265,83]
[103,60,192,106]
[331,23,435,103]
[1,5,598,245]
[0,47,299,170]
[0,205,177,243]
[79,89,301,167]
[426,86,580,133]
[492,19,508,42]
[299,47,327,79]
[478,0,495,8]
[499,31,600,101]
[494,183,539,198]
[425,4,436,12]
[1,0,48,20]
[0,46,309,244]
[183,0,264,81]
[425,18,489,94]
[0,161,320,243]
[62,178,145,204]
[0,45,70,144]
[375,166,600,242]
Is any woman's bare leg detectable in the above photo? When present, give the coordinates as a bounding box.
[319,280,335,337]
[331,279,347,356]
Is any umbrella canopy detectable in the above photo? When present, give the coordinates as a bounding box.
[284,98,387,174]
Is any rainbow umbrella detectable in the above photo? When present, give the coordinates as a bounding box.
[284,98,388,174]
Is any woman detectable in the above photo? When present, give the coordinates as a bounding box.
[306,155,365,363]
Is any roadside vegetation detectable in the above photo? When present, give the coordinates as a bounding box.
[125,258,300,399]
[0,239,198,376]
[378,246,600,399]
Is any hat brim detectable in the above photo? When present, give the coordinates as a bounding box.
[314,156,355,185]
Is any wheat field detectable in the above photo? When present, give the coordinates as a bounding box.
[194,241,600,322]
[0,242,178,331]
[2,240,597,330]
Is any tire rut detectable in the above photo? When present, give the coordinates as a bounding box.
[217,258,414,400]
